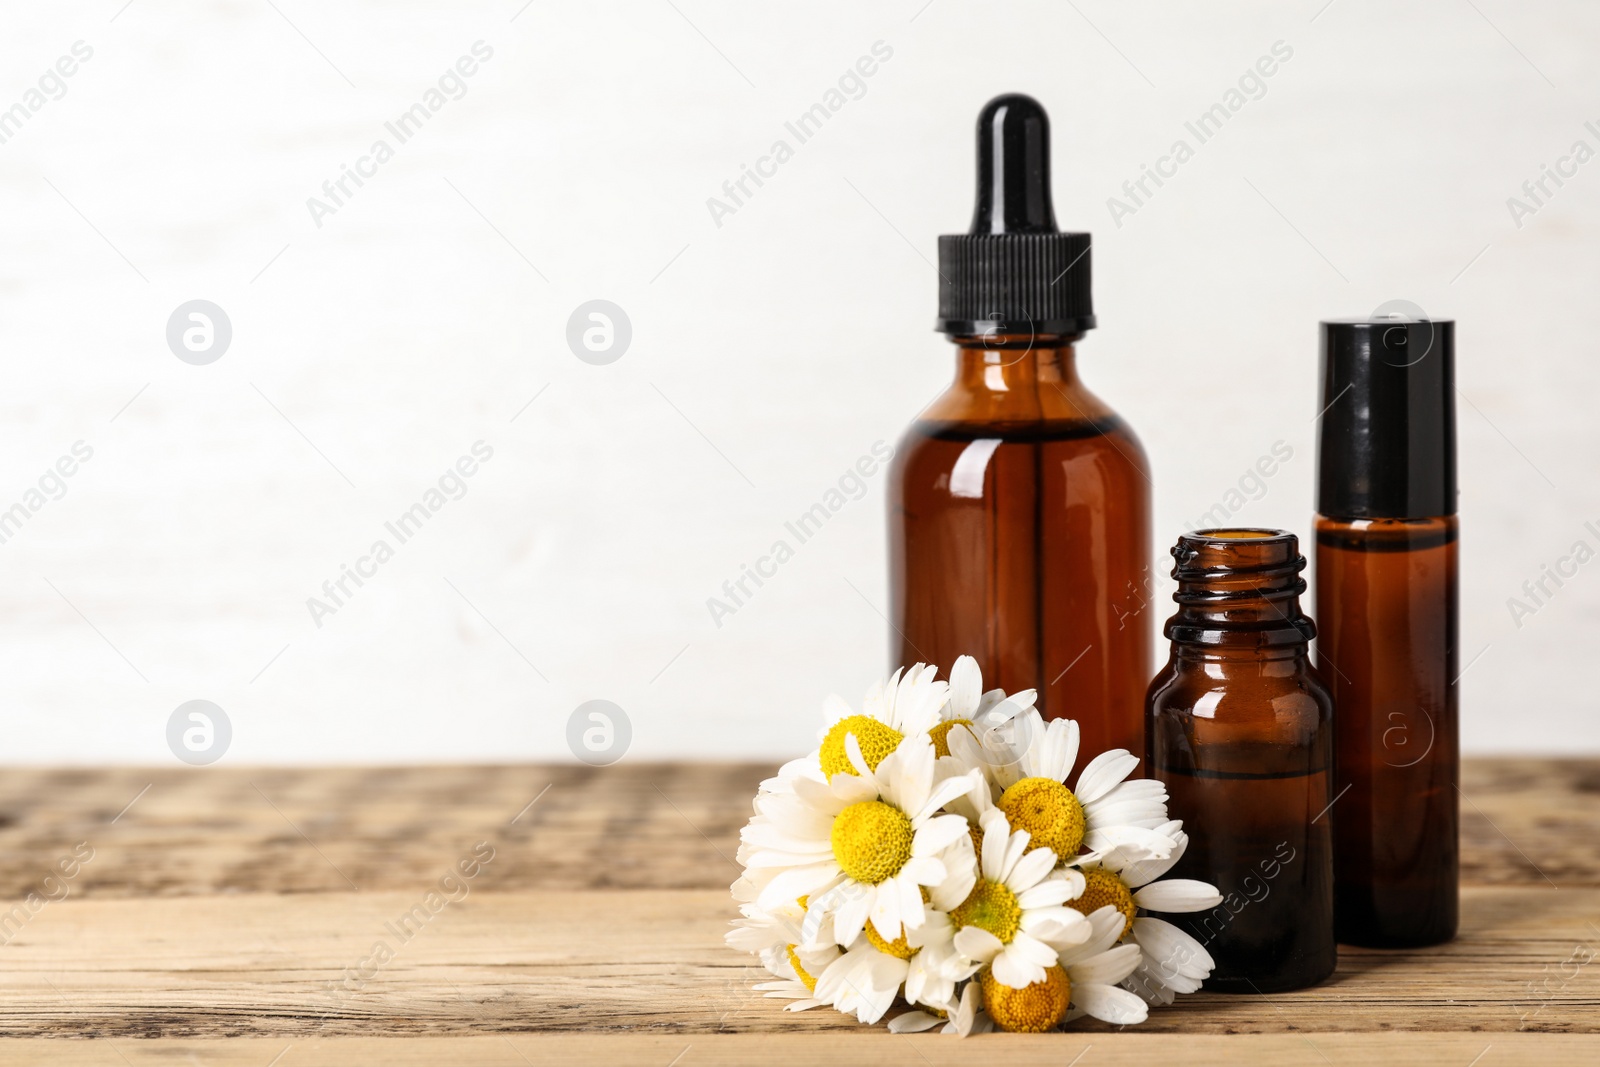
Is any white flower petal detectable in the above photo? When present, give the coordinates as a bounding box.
[1059,905,1129,962]
[945,729,996,799]
[948,656,982,718]
[918,767,979,821]
[796,773,849,810]
[844,731,873,780]
[1071,982,1149,1025]
[1081,826,1175,864]
[1074,749,1139,804]
[1029,716,1080,783]
[1086,792,1172,829]
[929,846,974,912]
[1123,963,1181,1006]
[755,863,841,912]
[990,944,1046,988]
[913,814,970,857]
[821,693,854,727]
[979,808,1010,880]
[831,884,872,947]
[953,925,1005,963]
[1005,846,1058,893]
[1055,867,1087,899]
[1132,917,1213,980]
[1116,828,1187,888]
[890,734,936,817]
[1009,929,1061,966]
[1067,942,1141,986]
[1134,878,1223,914]
[897,870,927,931]
[901,855,946,887]
[869,880,903,942]
[1015,879,1075,909]
[907,910,951,949]
[950,982,983,1036]
[999,823,1031,883]
[1020,906,1091,945]
[888,1011,943,1033]
[828,770,879,806]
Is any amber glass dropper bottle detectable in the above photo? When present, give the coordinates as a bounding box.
[1315,317,1459,948]
[887,94,1151,760]
[1145,529,1337,993]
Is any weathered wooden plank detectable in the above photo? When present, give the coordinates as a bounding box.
[0,888,1595,1039]
[0,760,1590,899]
[0,1033,1594,1067]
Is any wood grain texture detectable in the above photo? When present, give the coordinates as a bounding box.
[0,759,1592,899]
[2,888,1597,1039]
[0,1035,1596,1067]
[0,760,1596,1062]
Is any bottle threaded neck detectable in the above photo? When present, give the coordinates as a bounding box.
[1166,528,1315,646]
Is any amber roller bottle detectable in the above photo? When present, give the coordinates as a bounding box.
[888,94,1150,760]
[1145,530,1337,993]
[1315,317,1459,948]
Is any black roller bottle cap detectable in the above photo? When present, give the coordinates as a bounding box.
[937,94,1095,337]
[1317,316,1457,519]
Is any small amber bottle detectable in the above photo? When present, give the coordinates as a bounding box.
[1146,529,1337,993]
[1315,317,1458,948]
[888,94,1150,760]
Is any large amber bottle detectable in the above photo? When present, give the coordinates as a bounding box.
[887,94,1151,759]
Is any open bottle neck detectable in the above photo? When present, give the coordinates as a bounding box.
[1164,529,1316,651]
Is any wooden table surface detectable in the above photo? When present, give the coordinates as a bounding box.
[1,760,1596,1065]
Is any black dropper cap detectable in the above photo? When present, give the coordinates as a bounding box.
[1316,316,1457,519]
[936,94,1095,337]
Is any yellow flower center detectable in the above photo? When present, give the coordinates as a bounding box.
[863,922,916,960]
[1069,866,1138,939]
[819,715,904,779]
[981,964,1071,1033]
[786,945,817,992]
[830,800,913,885]
[997,777,1085,860]
[928,718,973,758]
[949,878,1022,944]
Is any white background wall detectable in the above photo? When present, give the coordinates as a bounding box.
[1,1,1595,764]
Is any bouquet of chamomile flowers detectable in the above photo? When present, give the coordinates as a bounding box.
[727,657,1223,1034]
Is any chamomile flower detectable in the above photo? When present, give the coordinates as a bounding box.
[948,808,1091,989]
[1095,821,1223,1005]
[727,664,1229,1034]
[821,856,978,1022]
[741,732,979,946]
[815,664,949,779]
[979,710,1176,866]
[930,655,1037,759]
[972,904,1148,1032]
